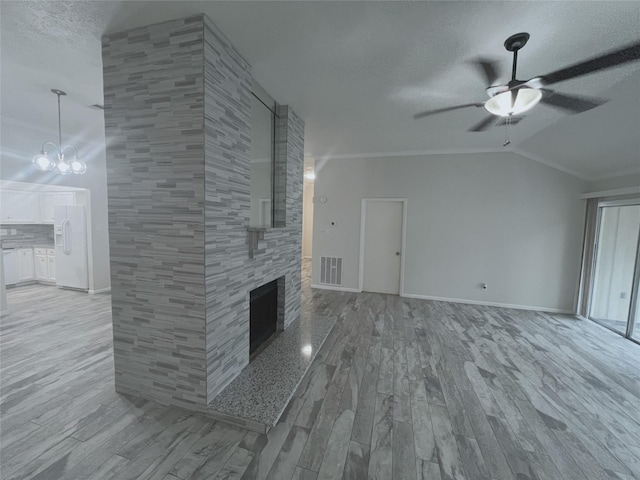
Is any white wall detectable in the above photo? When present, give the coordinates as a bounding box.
[585,173,640,193]
[302,179,314,258]
[312,152,587,312]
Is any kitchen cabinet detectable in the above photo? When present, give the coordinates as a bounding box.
[3,250,19,285]
[0,190,75,224]
[18,248,34,282]
[33,247,56,282]
[34,249,48,280]
[1,190,40,223]
[3,247,55,286]
[48,252,56,281]
[40,192,75,223]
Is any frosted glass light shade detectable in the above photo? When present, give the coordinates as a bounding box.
[55,160,71,175]
[32,153,55,171]
[69,158,87,174]
[485,88,542,117]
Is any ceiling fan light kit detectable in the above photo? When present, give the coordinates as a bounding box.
[32,89,87,175]
[485,88,542,116]
[413,32,640,134]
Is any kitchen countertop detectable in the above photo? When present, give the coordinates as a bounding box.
[2,244,55,250]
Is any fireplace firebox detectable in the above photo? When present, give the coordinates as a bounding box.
[249,279,280,354]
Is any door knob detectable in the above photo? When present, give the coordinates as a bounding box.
[395,252,400,256]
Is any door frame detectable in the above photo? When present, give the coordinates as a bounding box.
[358,198,407,295]
[585,197,640,345]
[625,230,640,342]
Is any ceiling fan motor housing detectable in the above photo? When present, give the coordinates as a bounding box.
[504,32,530,52]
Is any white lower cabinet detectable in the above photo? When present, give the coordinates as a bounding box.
[33,247,56,282]
[3,247,55,285]
[48,253,56,281]
[3,250,19,285]
[35,252,48,280]
[18,249,34,282]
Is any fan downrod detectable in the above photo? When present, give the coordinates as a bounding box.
[504,33,530,52]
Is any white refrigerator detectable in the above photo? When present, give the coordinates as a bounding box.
[54,205,89,290]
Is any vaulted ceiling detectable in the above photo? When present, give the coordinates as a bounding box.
[2,1,639,181]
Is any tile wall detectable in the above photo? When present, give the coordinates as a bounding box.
[102,14,303,409]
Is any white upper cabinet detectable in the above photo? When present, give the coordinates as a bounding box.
[1,190,40,223]
[1,189,75,224]
[40,192,75,223]
[39,193,56,223]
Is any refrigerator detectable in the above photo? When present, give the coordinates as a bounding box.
[54,205,89,290]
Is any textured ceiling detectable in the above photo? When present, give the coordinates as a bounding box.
[1,1,639,180]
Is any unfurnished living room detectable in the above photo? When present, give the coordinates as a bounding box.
[1,1,640,479]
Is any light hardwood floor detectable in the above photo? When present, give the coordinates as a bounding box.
[2,275,640,480]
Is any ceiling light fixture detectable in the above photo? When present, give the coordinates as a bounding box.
[33,89,86,175]
[305,171,316,181]
[484,87,542,117]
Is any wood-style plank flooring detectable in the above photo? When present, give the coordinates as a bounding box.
[2,272,640,479]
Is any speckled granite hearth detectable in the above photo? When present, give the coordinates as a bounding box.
[206,302,337,433]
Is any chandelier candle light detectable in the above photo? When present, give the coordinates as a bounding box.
[32,89,86,175]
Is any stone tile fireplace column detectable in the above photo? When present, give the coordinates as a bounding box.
[103,15,303,411]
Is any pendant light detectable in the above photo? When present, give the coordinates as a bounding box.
[32,89,86,175]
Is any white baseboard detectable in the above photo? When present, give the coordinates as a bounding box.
[311,283,361,293]
[400,293,573,314]
[89,287,111,295]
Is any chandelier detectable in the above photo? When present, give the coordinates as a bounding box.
[32,89,86,175]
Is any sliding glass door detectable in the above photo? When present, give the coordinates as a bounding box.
[589,201,640,341]
[632,293,640,342]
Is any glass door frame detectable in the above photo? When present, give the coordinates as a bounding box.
[586,197,640,345]
[626,230,640,342]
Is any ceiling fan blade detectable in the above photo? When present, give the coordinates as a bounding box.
[538,40,640,85]
[413,103,484,120]
[470,58,501,85]
[540,89,607,114]
[468,115,497,132]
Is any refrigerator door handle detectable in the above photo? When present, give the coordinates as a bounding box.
[62,219,72,255]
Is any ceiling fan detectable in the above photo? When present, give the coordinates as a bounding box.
[413,33,640,133]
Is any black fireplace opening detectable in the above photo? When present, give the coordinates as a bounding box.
[250,279,279,355]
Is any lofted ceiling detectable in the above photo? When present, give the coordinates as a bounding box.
[1,1,639,181]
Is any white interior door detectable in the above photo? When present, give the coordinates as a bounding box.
[362,200,404,295]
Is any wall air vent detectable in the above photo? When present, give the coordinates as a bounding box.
[320,256,343,286]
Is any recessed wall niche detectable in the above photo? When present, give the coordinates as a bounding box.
[250,80,275,228]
